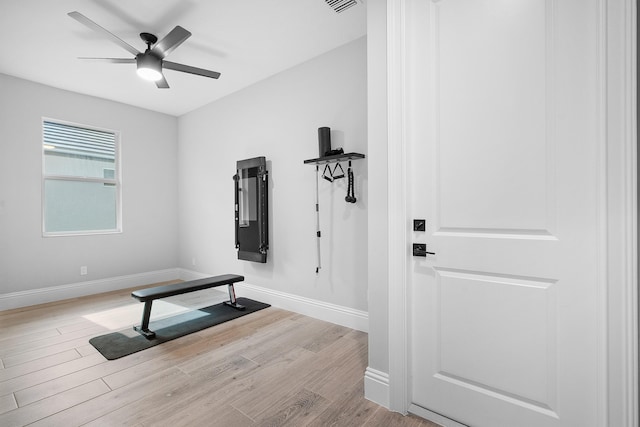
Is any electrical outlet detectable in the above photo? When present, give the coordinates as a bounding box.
[80,266,88,276]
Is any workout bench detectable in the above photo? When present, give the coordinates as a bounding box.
[131,274,245,339]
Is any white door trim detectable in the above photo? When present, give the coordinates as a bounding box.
[387,0,409,415]
[384,0,639,425]
[607,1,639,425]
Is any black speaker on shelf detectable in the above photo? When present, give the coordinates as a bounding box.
[318,127,331,158]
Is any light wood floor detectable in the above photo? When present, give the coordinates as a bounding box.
[0,282,438,427]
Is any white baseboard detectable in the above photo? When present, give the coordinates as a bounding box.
[235,282,368,332]
[365,367,390,408]
[179,269,368,332]
[0,268,180,312]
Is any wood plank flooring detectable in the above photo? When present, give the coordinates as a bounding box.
[0,282,439,426]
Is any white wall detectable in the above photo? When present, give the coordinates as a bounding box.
[0,74,179,296]
[178,37,368,313]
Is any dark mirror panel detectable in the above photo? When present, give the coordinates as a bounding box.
[234,157,268,263]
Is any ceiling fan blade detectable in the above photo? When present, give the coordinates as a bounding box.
[78,57,136,64]
[151,26,191,59]
[163,61,221,79]
[155,74,170,89]
[68,11,140,56]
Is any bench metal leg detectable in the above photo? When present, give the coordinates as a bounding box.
[133,300,156,339]
[224,284,245,310]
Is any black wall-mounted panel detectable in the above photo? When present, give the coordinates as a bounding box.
[234,157,268,263]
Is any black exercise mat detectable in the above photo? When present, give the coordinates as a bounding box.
[89,297,270,360]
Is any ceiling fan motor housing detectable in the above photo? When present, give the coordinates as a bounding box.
[136,52,162,81]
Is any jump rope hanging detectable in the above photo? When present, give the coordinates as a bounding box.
[305,127,365,274]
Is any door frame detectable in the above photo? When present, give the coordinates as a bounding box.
[384,0,638,426]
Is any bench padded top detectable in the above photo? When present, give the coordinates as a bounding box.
[132,274,244,302]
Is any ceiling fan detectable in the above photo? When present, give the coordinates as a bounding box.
[68,11,221,88]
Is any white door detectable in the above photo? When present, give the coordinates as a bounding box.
[408,1,604,426]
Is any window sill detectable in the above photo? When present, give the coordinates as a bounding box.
[43,229,122,238]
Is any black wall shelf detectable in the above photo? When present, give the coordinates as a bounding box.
[303,152,365,165]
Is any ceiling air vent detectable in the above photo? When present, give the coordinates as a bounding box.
[325,0,359,13]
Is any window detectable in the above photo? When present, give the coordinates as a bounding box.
[42,119,121,235]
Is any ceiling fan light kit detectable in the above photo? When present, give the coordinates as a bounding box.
[68,11,221,88]
[136,53,162,82]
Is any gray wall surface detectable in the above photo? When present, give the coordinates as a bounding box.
[0,74,180,293]
[178,37,368,312]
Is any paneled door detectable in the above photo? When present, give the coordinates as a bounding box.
[407,0,604,426]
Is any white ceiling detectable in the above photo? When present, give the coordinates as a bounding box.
[0,0,366,116]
